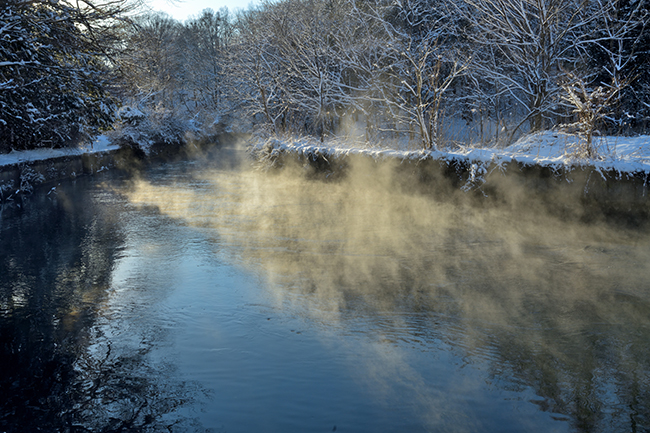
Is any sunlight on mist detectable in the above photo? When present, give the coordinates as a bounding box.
[125,156,646,303]
[123,152,650,334]
[121,149,650,430]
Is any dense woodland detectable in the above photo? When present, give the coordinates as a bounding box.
[1,0,649,153]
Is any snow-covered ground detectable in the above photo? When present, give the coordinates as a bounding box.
[254,132,650,175]
[2,132,650,176]
[0,135,119,168]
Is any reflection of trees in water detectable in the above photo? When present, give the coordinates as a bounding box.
[116,157,650,432]
[0,186,205,432]
[67,336,207,432]
[125,158,649,433]
[282,237,650,432]
[310,224,650,433]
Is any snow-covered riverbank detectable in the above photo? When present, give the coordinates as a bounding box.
[3,131,649,175]
[252,131,650,176]
[0,136,119,168]
[0,136,122,201]
[3,130,650,215]
[252,132,650,226]
[0,131,236,201]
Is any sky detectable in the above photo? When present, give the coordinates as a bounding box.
[145,0,261,22]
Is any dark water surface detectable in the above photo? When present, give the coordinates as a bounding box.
[1,144,649,432]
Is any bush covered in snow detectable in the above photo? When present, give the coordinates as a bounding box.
[108,105,200,155]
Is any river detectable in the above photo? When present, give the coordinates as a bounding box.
[1,142,649,432]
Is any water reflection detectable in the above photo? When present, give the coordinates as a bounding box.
[0,180,205,432]
[123,152,650,432]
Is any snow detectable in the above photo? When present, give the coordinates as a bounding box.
[0,135,119,168]
[252,132,650,175]
[2,131,649,177]
[501,132,650,174]
[118,106,145,122]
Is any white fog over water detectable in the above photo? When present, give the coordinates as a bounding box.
[1,143,649,432]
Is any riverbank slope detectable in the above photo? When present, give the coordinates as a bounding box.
[0,136,122,201]
[252,132,650,226]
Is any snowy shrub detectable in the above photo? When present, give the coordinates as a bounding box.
[0,180,16,201]
[148,110,189,145]
[18,167,46,195]
[117,107,147,127]
[109,105,193,155]
[561,76,624,159]
[249,135,286,169]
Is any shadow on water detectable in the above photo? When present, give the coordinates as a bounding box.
[0,177,207,432]
[121,146,650,433]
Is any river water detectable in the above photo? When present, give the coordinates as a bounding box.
[1,143,649,432]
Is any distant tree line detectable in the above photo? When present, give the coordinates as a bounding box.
[1,0,648,152]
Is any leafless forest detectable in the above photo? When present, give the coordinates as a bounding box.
[2,0,648,152]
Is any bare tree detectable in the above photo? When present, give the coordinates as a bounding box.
[348,0,469,149]
[381,37,468,149]
[233,0,360,141]
[270,0,355,141]
[587,0,649,133]
[232,6,291,133]
[117,12,185,109]
[459,0,607,141]
[182,8,233,111]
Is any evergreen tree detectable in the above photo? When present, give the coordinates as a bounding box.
[0,0,129,152]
